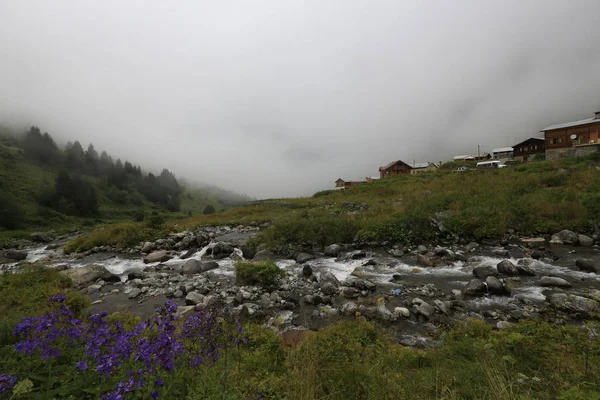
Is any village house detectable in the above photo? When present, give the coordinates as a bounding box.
[512,138,545,162]
[540,111,600,160]
[491,147,513,161]
[378,160,438,178]
[334,178,366,189]
[453,153,491,161]
[365,176,379,183]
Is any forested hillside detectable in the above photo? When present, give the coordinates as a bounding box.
[0,126,250,232]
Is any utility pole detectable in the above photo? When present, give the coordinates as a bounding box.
[478,144,481,158]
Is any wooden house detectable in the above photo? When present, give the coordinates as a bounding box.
[541,112,600,160]
[512,138,545,162]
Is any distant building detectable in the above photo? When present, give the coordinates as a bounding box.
[365,176,380,183]
[379,160,438,178]
[540,111,600,160]
[453,153,491,161]
[491,147,514,161]
[512,138,545,162]
[334,178,366,189]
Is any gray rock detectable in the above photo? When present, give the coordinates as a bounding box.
[551,230,579,245]
[516,264,536,276]
[466,242,480,251]
[302,264,313,277]
[143,250,172,264]
[434,299,449,315]
[417,245,428,254]
[141,242,155,253]
[485,276,504,294]
[62,265,120,286]
[296,253,315,264]
[473,265,498,279]
[497,260,518,275]
[351,251,367,259]
[4,250,27,261]
[531,250,545,259]
[389,249,404,257]
[340,301,358,316]
[416,301,435,318]
[376,305,395,321]
[173,289,184,298]
[342,287,361,298]
[394,307,411,318]
[324,244,343,257]
[180,248,198,259]
[253,250,274,261]
[540,276,572,288]
[185,292,205,305]
[465,279,487,296]
[576,259,600,274]
[30,232,52,243]
[303,294,323,305]
[319,271,341,287]
[181,259,219,275]
[320,282,339,296]
[520,237,545,247]
[496,321,512,330]
[416,254,433,267]
[547,293,599,317]
[128,288,142,299]
[578,235,594,247]
[451,289,463,299]
[241,246,256,260]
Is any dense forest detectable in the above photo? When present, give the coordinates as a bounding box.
[0,126,251,230]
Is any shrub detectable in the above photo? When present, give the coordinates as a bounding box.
[234,260,285,287]
[146,214,164,229]
[203,204,216,215]
[0,193,25,230]
[132,209,145,222]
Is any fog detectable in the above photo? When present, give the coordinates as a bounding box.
[1,1,600,198]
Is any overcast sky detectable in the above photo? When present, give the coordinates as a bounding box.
[1,1,600,198]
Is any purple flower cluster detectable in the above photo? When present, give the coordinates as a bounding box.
[0,374,18,393]
[10,295,246,399]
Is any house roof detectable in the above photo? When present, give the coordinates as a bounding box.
[492,147,513,153]
[453,153,490,160]
[379,159,408,171]
[541,117,600,132]
[513,137,544,147]
[412,162,431,169]
[335,178,345,183]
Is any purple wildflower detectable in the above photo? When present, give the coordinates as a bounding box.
[77,361,88,371]
[151,389,159,399]
[0,374,18,393]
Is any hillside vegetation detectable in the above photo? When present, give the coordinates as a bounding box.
[0,126,250,237]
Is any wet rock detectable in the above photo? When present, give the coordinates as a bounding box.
[485,276,504,294]
[540,276,572,288]
[319,271,341,287]
[127,269,147,280]
[575,259,600,274]
[497,260,518,276]
[303,294,323,305]
[352,251,367,259]
[516,263,536,276]
[451,289,463,299]
[508,248,526,259]
[185,292,205,305]
[492,249,509,257]
[376,304,395,321]
[416,254,433,267]
[296,253,315,264]
[144,250,172,264]
[340,301,358,316]
[240,246,256,260]
[551,230,579,245]
[181,259,219,275]
[465,279,487,296]
[578,235,594,247]
[342,287,360,298]
[344,276,376,291]
[63,265,119,286]
[454,251,467,262]
[128,288,142,299]
[320,282,339,296]
[394,307,411,318]
[417,245,428,254]
[3,250,27,261]
[547,293,599,317]
[473,265,498,279]
[416,301,435,318]
[531,249,545,259]
[302,265,313,278]
[253,250,275,261]
[30,232,52,243]
[521,237,545,247]
[363,259,377,266]
[324,244,343,257]
[141,242,155,253]
[434,299,449,315]
[466,242,480,251]
[350,267,365,278]
[180,248,198,259]
[173,289,184,298]
[389,249,404,257]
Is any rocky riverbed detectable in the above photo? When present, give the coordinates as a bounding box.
[2,227,600,348]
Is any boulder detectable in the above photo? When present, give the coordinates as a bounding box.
[181,259,219,275]
[4,250,27,261]
[389,249,404,257]
[340,302,358,316]
[320,282,339,296]
[30,232,52,243]
[496,321,512,330]
[416,254,433,267]
[141,242,155,253]
[434,299,450,315]
[485,276,504,294]
[417,245,428,254]
[466,242,480,251]
[185,292,205,305]
[465,279,487,296]
[540,276,572,288]
[394,307,411,318]
[497,260,518,276]
[253,250,274,261]
[516,264,536,276]
[303,294,323,305]
[63,265,120,286]
[547,293,599,317]
[376,305,395,321]
[473,265,498,279]
[324,244,343,257]
[351,251,366,259]
[551,230,579,245]
[241,246,256,260]
[531,250,545,260]
[302,264,313,278]
[296,253,315,264]
[128,288,142,299]
[415,301,435,318]
[180,248,198,259]
[578,235,594,247]
[576,259,600,274]
[319,271,341,287]
[520,237,545,247]
[342,287,361,298]
[143,250,172,264]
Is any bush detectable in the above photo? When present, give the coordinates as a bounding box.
[203,204,216,215]
[131,210,145,222]
[0,193,25,230]
[146,214,164,229]
[234,260,285,287]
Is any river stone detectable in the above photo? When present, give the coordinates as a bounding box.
[30,232,52,243]
[376,305,395,321]
[520,237,545,247]
[3,250,27,261]
[296,253,315,264]
[496,321,512,330]
[141,242,155,253]
[497,260,518,275]
[417,254,433,267]
[302,264,313,277]
[394,307,411,318]
[575,259,600,274]
[547,293,599,317]
[128,288,142,299]
[253,250,274,261]
[434,299,449,315]
[466,242,480,251]
[531,249,545,259]
[319,271,341,287]
[516,263,536,276]
[185,292,205,305]
[63,265,119,286]
[342,287,360,298]
[465,279,487,296]
[473,265,498,279]
[389,249,404,257]
[180,248,198,259]
[551,230,579,245]
[320,282,338,296]
[324,244,343,257]
[417,245,428,254]
[540,276,572,288]
[143,250,172,264]
[340,302,358,316]
[181,259,219,275]
[578,235,594,247]
[416,301,435,318]
[485,276,504,294]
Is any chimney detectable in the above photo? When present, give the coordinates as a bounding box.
[595,111,600,119]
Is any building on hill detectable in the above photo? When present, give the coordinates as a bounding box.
[453,153,491,162]
[379,160,439,178]
[334,178,366,189]
[491,147,514,161]
[540,111,600,160]
[365,176,379,183]
[512,138,545,162]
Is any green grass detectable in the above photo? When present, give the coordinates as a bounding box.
[234,260,286,287]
